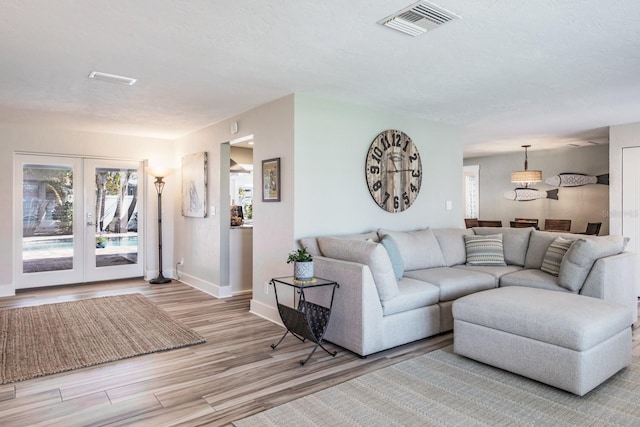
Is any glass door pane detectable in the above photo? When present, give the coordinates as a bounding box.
[22,164,74,272]
[85,159,143,282]
[15,155,84,288]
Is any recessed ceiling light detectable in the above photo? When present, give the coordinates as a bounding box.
[89,71,137,86]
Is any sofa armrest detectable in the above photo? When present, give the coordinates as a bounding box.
[308,256,384,356]
[580,251,637,325]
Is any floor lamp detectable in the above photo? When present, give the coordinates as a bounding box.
[149,168,172,284]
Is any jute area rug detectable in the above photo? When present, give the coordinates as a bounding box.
[235,346,640,426]
[0,293,205,384]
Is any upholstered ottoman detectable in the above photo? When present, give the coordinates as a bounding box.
[452,287,632,396]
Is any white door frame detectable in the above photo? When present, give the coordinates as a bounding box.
[14,154,144,289]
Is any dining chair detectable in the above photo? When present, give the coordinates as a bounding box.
[544,219,571,232]
[510,221,537,229]
[464,218,479,228]
[580,222,602,235]
[515,218,539,226]
[478,220,503,227]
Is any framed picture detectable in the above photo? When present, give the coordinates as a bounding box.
[182,152,208,217]
[262,157,281,202]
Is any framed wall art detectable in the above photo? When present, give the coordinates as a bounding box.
[182,151,208,217]
[262,157,280,202]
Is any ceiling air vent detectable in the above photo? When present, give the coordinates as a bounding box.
[378,1,459,37]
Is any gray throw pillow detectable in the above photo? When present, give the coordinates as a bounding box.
[464,234,507,266]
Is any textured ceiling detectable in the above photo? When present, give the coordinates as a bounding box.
[1,0,639,156]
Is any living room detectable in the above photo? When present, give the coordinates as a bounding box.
[1,1,640,425]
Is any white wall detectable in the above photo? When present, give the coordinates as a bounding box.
[172,94,465,324]
[0,124,174,296]
[173,95,295,319]
[610,121,640,235]
[464,144,610,234]
[293,95,465,239]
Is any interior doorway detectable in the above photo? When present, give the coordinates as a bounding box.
[227,136,254,295]
[14,154,144,289]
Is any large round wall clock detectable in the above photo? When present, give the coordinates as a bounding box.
[365,129,422,213]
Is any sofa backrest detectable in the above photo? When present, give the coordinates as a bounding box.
[316,236,399,301]
[300,231,379,257]
[524,230,575,269]
[377,227,446,271]
[432,228,473,266]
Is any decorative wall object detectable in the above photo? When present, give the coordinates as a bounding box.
[262,157,280,202]
[181,152,208,217]
[504,188,559,201]
[545,173,609,187]
[365,129,422,213]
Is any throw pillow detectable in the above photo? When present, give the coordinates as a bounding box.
[473,227,532,266]
[540,236,575,276]
[464,234,507,266]
[380,235,404,280]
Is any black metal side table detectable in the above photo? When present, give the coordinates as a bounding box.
[270,276,339,365]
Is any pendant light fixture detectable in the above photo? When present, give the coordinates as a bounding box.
[511,145,542,188]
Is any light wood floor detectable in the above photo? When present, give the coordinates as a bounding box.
[0,279,454,426]
[1,280,639,426]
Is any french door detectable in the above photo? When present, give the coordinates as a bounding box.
[14,154,144,289]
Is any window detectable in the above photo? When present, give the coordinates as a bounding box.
[464,165,479,218]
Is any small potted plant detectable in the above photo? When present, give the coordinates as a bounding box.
[287,247,313,280]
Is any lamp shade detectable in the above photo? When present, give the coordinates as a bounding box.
[511,145,542,187]
[511,170,542,185]
[148,166,173,179]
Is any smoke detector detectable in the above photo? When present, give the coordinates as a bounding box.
[378,1,459,37]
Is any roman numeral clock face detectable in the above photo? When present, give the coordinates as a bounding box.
[365,130,422,213]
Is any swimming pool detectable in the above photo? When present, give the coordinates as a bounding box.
[24,236,138,251]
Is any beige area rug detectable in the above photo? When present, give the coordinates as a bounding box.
[0,293,205,384]
[235,347,640,426]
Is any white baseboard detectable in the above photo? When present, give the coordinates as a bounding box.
[177,272,233,298]
[0,283,15,297]
[250,298,283,326]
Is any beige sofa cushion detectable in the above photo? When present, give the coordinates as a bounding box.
[432,228,473,266]
[403,267,495,302]
[381,278,440,316]
[559,235,629,292]
[473,227,532,266]
[317,237,399,301]
[378,227,446,271]
[525,230,575,269]
[300,231,378,256]
[499,269,570,293]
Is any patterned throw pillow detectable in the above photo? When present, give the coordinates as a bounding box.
[464,234,507,266]
[541,236,575,276]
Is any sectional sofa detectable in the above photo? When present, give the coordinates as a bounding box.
[300,227,636,357]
